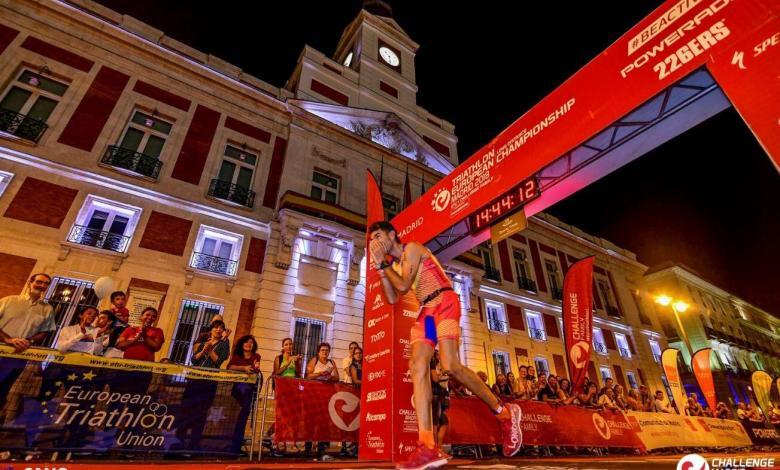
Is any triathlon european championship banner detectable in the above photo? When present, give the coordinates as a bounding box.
[562,256,595,394]
[0,346,257,455]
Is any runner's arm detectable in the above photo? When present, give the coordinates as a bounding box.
[380,243,423,295]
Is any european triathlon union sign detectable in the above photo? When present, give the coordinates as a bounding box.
[0,346,259,456]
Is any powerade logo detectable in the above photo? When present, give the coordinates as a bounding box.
[366,389,387,402]
[365,412,387,422]
[365,349,390,362]
[370,331,386,343]
[367,370,386,382]
[367,313,389,328]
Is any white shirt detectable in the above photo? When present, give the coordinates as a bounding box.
[0,293,55,339]
[56,324,106,355]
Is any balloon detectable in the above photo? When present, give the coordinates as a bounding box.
[93,276,116,300]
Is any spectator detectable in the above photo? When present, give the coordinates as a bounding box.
[306,342,339,382]
[477,371,489,387]
[559,378,572,398]
[349,346,363,386]
[598,387,620,411]
[538,375,564,404]
[491,373,513,400]
[746,403,764,422]
[194,313,232,345]
[105,294,131,358]
[715,402,731,419]
[506,372,518,398]
[341,341,359,384]
[526,366,536,382]
[115,307,164,362]
[0,273,55,352]
[702,406,714,418]
[686,393,704,416]
[55,306,107,354]
[191,320,230,369]
[430,350,449,448]
[613,384,628,410]
[639,385,654,411]
[736,402,748,420]
[576,382,599,407]
[514,365,531,399]
[109,291,129,321]
[626,389,642,411]
[770,402,780,424]
[600,377,614,396]
[653,390,673,413]
[227,334,261,374]
[273,337,302,378]
[94,310,115,351]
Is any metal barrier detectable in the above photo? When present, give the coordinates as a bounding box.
[256,375,275,461]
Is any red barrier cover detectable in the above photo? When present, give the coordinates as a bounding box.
[448,398,644,449]
[274,377,360,442]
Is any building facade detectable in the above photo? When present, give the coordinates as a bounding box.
[0,0,773,417]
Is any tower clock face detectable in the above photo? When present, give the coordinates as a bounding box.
[378,46,400,67]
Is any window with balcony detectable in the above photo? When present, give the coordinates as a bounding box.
[209,144,257,208]
[649,339,662,363]
[545,259,562,301]
[293,317,327,361]
[600,366,612,382]
[102,110,172,179]
[0,69,68,142]
[480,246,501,282]
[67,196,142,253]
[593,327,608,354]
[383,193,399,218]
[615,332,632,358]
[190,225,243,276]
[513,249,536,292]
[42,277,98,347]
[0,170,13,198]
[626,371,638,389]
[168,299,224,365]
[311,169,339,204]
[526,310,546,341]
[493,350,510,377]
[535,357,549,376]
[597,279,620,317]
[485,300,508,333]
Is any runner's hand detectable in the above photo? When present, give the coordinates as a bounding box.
[369,239,387,267]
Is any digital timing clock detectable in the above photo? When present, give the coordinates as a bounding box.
[468,177,540,233]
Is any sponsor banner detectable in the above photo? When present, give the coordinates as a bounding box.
[391,291,420,462]
[274,377,360,442]
[391,0,779,245]
[661,348,686,415]
[626,411,752,449]
[739,418,780,446]
[752,370,774,417]
[447,398,643,448]
[0,347,257,455]
[562,256,595,394]
[692,348,717,411]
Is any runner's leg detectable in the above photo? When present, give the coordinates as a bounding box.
[436,337,501,412]
[410,340,435,447]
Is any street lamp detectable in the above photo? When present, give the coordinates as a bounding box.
[655,294,693,360]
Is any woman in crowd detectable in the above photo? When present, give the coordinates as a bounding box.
[273,337,302,378]
[227,335,262,374]
[613,384,628,410]
[191,320,230,369]
[306,342,340,382]
[626,388,642,411]
[506,372,518,399]
[576,382,599,407]
[56,307,105,354]
[514,365,531,399]
[559,378,579,405]
[349,346,363,386]
[491,373,514,400]
[115,307,164,362]
[715,401,731,419]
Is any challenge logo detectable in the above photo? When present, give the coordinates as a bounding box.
[367,370,386,382]
[431,188,451,212]
[366,389,387,402]
[592,413,611,440]
[328,391,360,432]
[370,331,386,343]
[365,412,387,422]
[569,341,590,369]
[677,453,709,470]
[367,313,389,329]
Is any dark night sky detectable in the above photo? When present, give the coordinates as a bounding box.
[96,1,779,314]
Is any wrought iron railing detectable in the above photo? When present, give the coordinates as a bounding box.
[483,267,501,283]
[618,347,632,358]
[101,145,162,179]
[529,327,546,341]
[551,286,563,301]
[208,179,255,208]
[593,342,607,354]
[67,225,130,253]
[517,276,537,292]
[0,108,48,142]
[190,252,238,276]
[605,305,621,318]
[487,317,508,333]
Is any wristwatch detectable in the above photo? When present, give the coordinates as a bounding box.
[378,261,392,270]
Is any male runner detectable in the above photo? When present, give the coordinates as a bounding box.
[369,221,521,470]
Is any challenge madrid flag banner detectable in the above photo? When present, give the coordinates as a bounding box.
[752,370,774,417]
[692,348,717,411]
[661,348,686,415]
[562,256,595,394]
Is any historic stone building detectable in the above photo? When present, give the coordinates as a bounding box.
[0,0,772,408]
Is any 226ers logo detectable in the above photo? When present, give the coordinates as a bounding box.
[431,188,451,212]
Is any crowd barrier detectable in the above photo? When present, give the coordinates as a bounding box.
[272,378,777,452]
[0,345,262,458]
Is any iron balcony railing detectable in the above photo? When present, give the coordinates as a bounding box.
[593,342,607,354]
[67,225,130,253]
[483,267,501,283]
[528,327,546,341]
[487,317,508,333]
[208,179,255,208]
[517,276,537,292]
[618,347,632,358]
[190,252,238,276]
[0,108,48,142]
[605,305,622,318]
[101,145,162,179]
[551,286,563,301]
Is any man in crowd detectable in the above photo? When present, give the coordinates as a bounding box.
[653,390,673,413]
[115,307,163,361]
[600,377,614,396]
[598,386,620,411]
[538,374,563,404]
[639,385,654,411]
[55,306,111,354]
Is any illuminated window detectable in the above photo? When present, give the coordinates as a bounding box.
[600,366,612,382]
[626,371,638,390]
[526,310,546,341]
[311,170,339,204]
[67,195,142,253]
[492,350,510,377]
[615,332,632,358]
[0,68,68,142]
[0,170,13,198]
[485,300,508,334]
[190,225,243,276]
[593,327,608,354]
[534,356,549,376]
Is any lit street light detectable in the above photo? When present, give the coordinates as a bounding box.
[655,294,693,361]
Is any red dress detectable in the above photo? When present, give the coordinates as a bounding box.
[119,326,164,361]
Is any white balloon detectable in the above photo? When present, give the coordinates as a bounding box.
[93,276,116,300]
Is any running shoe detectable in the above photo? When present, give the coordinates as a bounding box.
[396,441,449,470]
[500,402,523,457]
